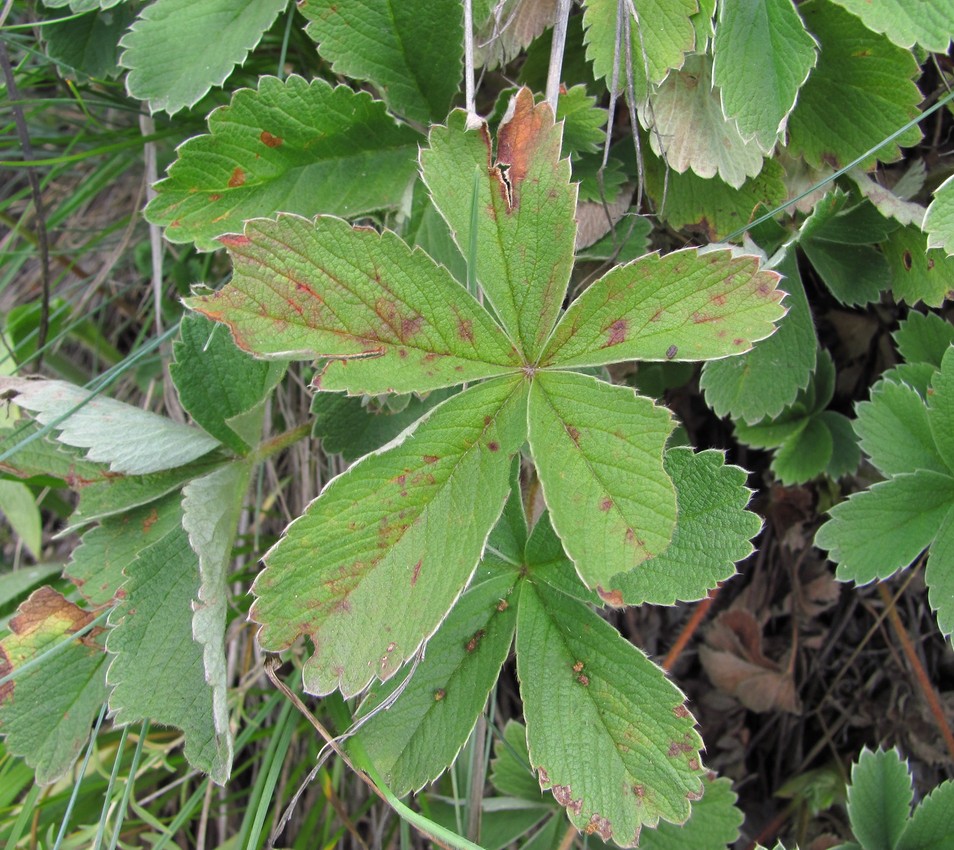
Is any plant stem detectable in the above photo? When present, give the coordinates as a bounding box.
[662,585,721,672]
[254,422,312,463]
[876,582,954,761]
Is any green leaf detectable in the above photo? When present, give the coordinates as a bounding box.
[929,348,954,473]
[898,778,954,850]
[855,380,947,477]
[846,747,912,850]
[311,389,455,461]
[786,0,922,170]
[713,0,818,152]
[525,511,603,606]
[542,246,785,369]
[925,174,954,256]
[0,423,106,488]
[517,581,705,845]
[582,0,697,97]
[171,315,284,453]
[489,720,548,803]
[645,154,787,241]
[0,565,62,610]
[181,463,249,781]
[850,169,926,228]
[146,76,421,251]
[610,448,760,606]
[828,0,954,52]
[185,214,521,395]
[119,0,288,114]
[527,371,676,594]
[700,251,817,423]
[0,377,220,475]
[0,480,41,559]
[107,524,232,784]
[0,587,108,785]
[556,84,608,156]
[42,0,124,10]
[771,416,833,484]
[251,376,528,697]
[421,90,576,360]
[576,214,653,263]
[42,5,137,80]
[820,411,862,480]
[893,312,954,368]
[635,775,744,850]
[926,507,954,641]
[884,225,954,308]
[642,54,764,189]
[816,470,954,585]
[299,0,462,124]
[66,492,184,606]
[350,572,519,795]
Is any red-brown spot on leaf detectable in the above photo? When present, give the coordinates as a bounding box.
[411,559,422,586]
[602,319,628,348]
[434,688,446,701]
[495,88,552,210]
[666,345,678,359]
[228,167,246,188]
[398,348,408,358]
[484,415,493,426]
[689,757,700,771]
[487,441,500,452]
[572,660,584,673]
[465,629,486,653]
[692,311,719,324]
[208,193,221,202]
[598,586,625,607]
[142,508,159,532]
[401,315,423,338]
[902,250,913,270]
[585,814,611,840]
[565,424,581,444]
[423,455,439,464]
[711,293,727,306]
[673,704,691,718]
[733,337,745,346]
[552,785,583,816]
[599,498,612,511]
[668,742,681,757]
[633,784,645,799]
[577,674,589,686]
[219,234,251,248]
[496,599,509,612]
[457,318,474,342]
[260,130,283,148]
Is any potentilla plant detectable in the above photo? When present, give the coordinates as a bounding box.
[186,88,785,844]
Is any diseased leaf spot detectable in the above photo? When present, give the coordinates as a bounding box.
[577,673,589,686]
[423,455,439,464]
[711,293,726,306]
[434,688,446,701]
[902,250,913,270]
[552,785,583,815]
[633,784,645,799]
[599,498,613,511]
[673,704,690,718]
[411,559,422,586]
[142,508,159,532]
[208,193,221,201]
[666,345,678,359]
[465,629,486,652]
[565,424,581,444]
[572,660,584,672]
[602,319,628,348]
[597,586,624,606]
[688,757,700,771]
[733,337,745,346]
[487,441,500,452]
[219,234,251,248]
[496,599,509,612]
[457,318,474,342]
[228,167,246,188]
[584,814,611,840]
[260,130,283,148]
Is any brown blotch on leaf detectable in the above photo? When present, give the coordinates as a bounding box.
[666,345,678,359]
[411,559,422,586]
[495,88,553,210]
[633,783,645,799]
[599,498,613,511]
[597,586,625,607]
[572,660,584,673]
[496,599,509,612]
[434,688,446,701]
[487,441,500,452]
[565,424,581,444]
[423,454,439,464]
[228,167,246,188]
[902,250,913,271]
[260,130,283,148]
[208,193,221,202]
[673,704,691,718]
[688,757,701,771]
[577,674,589,686]
[602,319,628,348]
[551,784,582,815]
[465,629,486,652]
[711,293,727,306]
[142,508,159,532]
[219,234,251,248]
[457,318,474,342]
[585,814,612,840]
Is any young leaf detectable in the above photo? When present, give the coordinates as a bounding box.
[182,462,250,779]
[517,581,705,846]
[299,0,462,124]
[540,247,785,369]
[527,371,676,593]
[827,0,954,52]
[66,492,184,606]
[582,0,697,98]
[146,76,421,251]
[350,571,519,795]
[700,251,817,423]
[786,0,921,170]
[185,215,521,395]
[893,312,954,369]
[641,54,764,189]
[854,380,948,477]
[557,84,609,156]
[171,314,284,453]
[119,0,287,114]
[107,524,232,784]
[421,89,577,360]
[713,0,818,152]
[925,173,954,256]
[846,748,912,850]
[251,376,529,698]
[609,448,760,606]
[0,587,108,785]
[0,377,220,475]
[815,471,954,584]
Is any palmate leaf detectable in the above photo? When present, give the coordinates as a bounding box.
[828,0,954,52]
[252,376,528,697]
[195,90,783,817]
[846,748,912,850]
[517,581,705,846]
